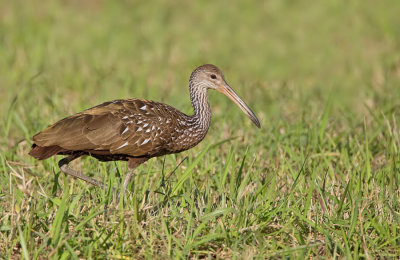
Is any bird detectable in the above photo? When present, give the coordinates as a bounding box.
[29,64,260,198]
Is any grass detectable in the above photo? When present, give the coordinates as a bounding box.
[1,0,399,258]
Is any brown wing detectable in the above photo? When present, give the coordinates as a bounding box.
[32,99,182,157]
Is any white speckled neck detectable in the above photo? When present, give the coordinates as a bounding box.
[189,80,212,134]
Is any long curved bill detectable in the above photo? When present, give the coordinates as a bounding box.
[217,83,261,128]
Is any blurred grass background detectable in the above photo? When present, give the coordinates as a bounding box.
[1,0,399,258]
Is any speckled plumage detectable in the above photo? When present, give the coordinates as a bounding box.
[31,98,209,160]
[29,64,260,192]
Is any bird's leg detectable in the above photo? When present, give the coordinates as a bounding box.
[58,154,107,189]
[122,171,134,195]
[116,171,133,204]
[116,157,149,203]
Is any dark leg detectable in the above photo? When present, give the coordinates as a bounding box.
[58,154,106,189]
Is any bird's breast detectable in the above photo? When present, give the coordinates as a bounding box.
[165,119,209,153]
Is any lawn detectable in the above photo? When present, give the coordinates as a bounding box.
[1,0,399,258]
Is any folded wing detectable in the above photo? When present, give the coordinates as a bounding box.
[32,99,178,157]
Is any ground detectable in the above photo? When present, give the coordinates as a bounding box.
[1,0,399,258]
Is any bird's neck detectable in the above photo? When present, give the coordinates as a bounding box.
[189,83,211,133]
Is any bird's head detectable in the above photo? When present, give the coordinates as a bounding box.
[190,64,261,128]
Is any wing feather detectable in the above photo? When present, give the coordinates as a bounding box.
[32,99,180,157]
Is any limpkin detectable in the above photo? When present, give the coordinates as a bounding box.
[29,64,260,197]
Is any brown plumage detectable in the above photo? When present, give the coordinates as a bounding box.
[29,64,260,196]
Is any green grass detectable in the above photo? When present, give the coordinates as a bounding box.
[1,0,399,258]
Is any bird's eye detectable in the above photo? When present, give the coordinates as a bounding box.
[210,74,217,79]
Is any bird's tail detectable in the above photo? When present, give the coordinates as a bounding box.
[29,144,64,160]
